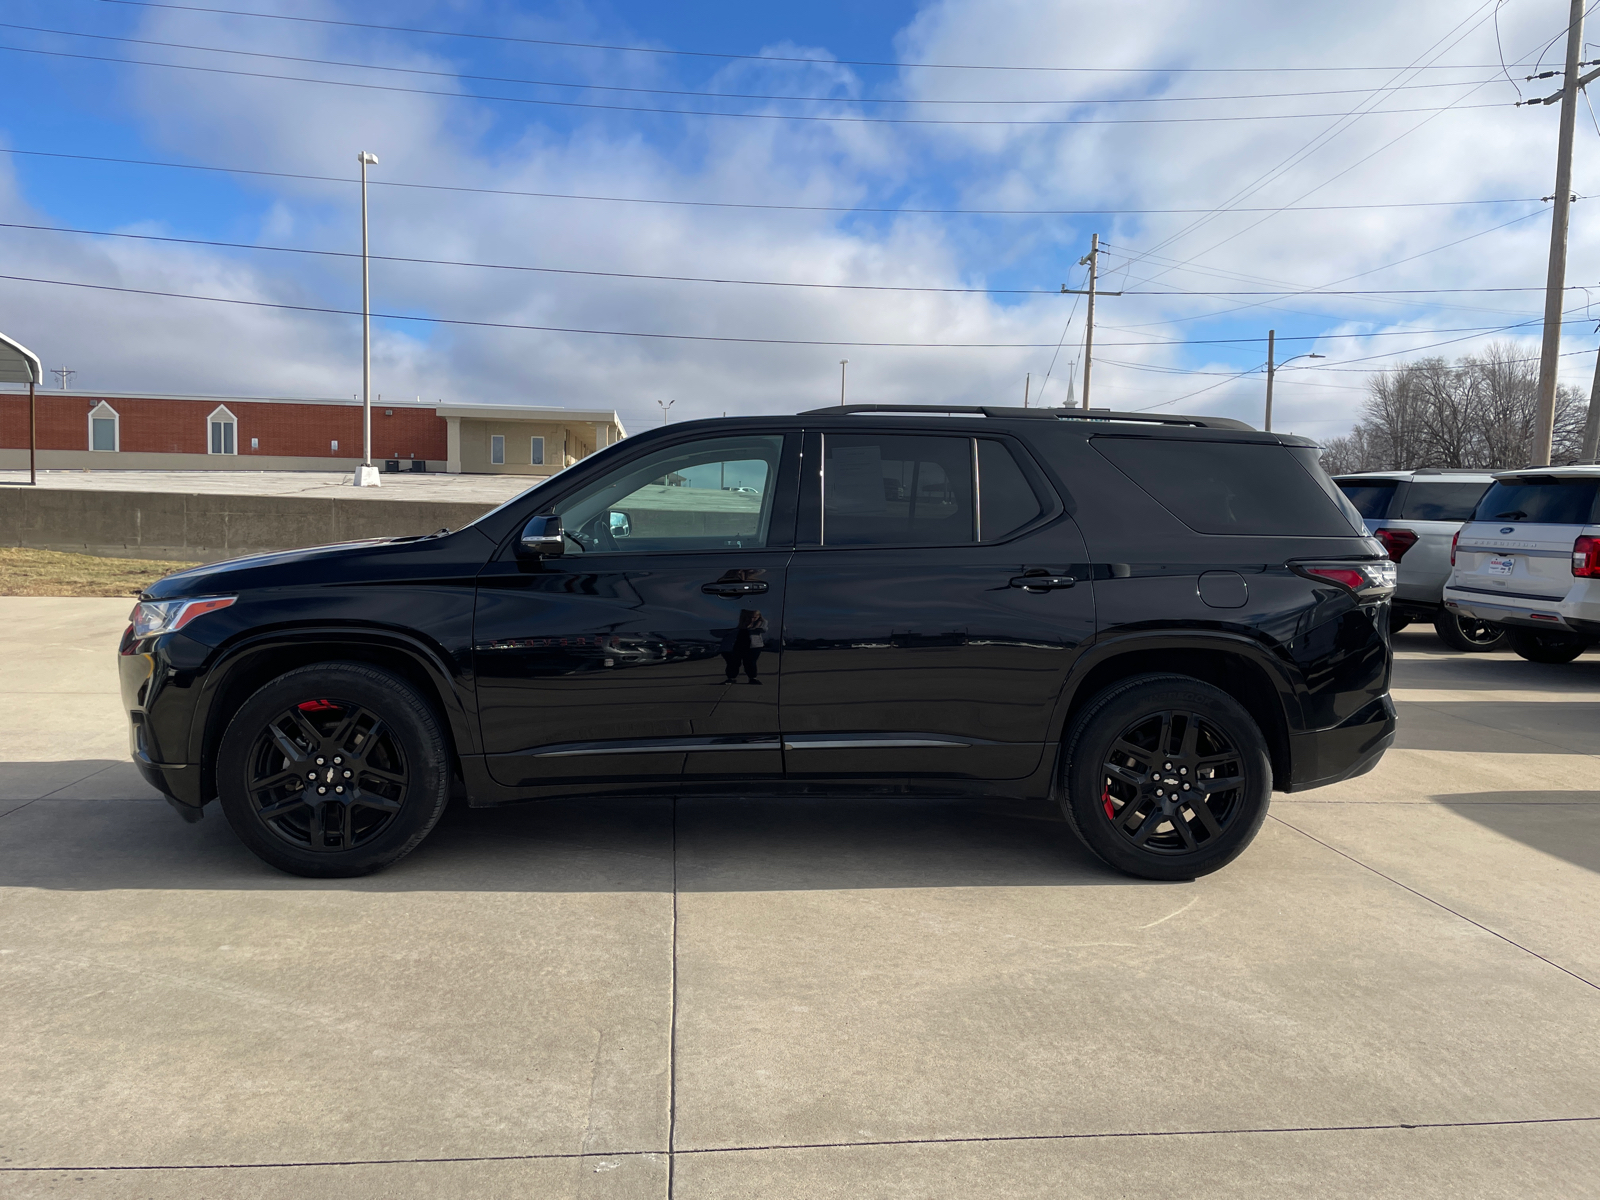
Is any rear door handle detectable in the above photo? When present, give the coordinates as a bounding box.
[703,580,769,597]
[1009,574,1075,592]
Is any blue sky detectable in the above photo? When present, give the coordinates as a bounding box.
[0,0,1594,437]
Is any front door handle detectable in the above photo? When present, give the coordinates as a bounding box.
[1009,574,1075,592]
[703,580,769,597]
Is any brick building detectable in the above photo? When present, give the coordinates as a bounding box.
[0,390,626,476]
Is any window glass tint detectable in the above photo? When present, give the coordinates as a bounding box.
[824,433,974,546]
[1399,481,1490,522]
[1095,438,1356,536]
[1337,481,1397,519]
[91,417,115,451]
[555,434,783,553]
[1474,478,1599,525]
[977,439,1043,540]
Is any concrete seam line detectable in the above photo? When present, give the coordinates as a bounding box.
[8,1116,1600,1171]
[0,798,39,820]
[667,792,680,1199]
[1269,813,1600,993]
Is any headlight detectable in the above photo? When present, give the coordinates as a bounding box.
[128,596,237,638]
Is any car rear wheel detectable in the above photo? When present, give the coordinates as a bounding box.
[1505,628,1589,664]
[217,662,451,878]
[1433,610,1506,653]
[1059,674,1272,881]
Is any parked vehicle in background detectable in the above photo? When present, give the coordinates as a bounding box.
[1335,469,1499,651]
[121,405,1397,883]
[1443,465,1600,663]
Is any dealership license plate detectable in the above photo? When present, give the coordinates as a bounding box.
[1485,556,1516,576]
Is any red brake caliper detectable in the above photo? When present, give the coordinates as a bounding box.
[297,699,340,712]
[1103,788,1115,821]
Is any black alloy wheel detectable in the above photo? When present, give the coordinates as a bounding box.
[1505,627,1589,664]
[1061,674,1272,881]
[218,663,451,877]
[1432,610,1506,653]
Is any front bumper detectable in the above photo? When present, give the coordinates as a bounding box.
[1283,693,1397,792]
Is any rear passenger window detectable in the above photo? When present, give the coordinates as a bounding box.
[1095,437,1356,536]
[823,433,974,546]
[977,439,1043,540]
[1399,482,1490,522]
[1337,482,1397,519]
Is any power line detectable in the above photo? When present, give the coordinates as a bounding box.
[86,1,1544,75]
[1,219,1580,300]
[0,22,1511,108]
[0,44,1514,127]
[0,271,1588,349]
[0,147,1544,218]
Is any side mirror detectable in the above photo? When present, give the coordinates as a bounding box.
[518,513,565,557]
[608,511,632,539]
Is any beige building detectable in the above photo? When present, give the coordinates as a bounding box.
[441,404,627,477]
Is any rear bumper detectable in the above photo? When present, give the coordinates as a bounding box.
[1441,586,1600,636]
[1283,693,1396,792]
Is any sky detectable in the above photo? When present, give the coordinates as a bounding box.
[1,0,1599,439]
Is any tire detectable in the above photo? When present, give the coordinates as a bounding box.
[1505,627,1589,664]
[1059,674,1273,881]
[217,662,451,877]
[1432,610,1506,653]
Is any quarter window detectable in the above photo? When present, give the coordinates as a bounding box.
[490,435,505,465]
[554,434,784,553]
[823,433,975,547]
[977,440,1043,541]
[88,402,118,452]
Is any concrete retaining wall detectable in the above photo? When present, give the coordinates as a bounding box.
[0,487,501,562]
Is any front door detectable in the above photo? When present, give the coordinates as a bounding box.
[780,429,1094,782]
[475,431,796,789]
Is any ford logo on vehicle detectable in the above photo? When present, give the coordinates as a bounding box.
[1500,526,1515,534]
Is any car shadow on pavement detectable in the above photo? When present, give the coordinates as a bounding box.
[1433,790,1600,874]
[0,784,1132,892]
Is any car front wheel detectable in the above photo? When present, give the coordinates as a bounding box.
[217,662,451,877]
[1060,674,1273,881]
[1505,628,1589,664]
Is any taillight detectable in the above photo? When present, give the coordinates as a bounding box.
[1574,535,1600,578]
[1374,527,1418,563]
[1295,560,1398,599]
[1451,529,1460,566]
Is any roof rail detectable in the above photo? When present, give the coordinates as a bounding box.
[800,403,1255,430]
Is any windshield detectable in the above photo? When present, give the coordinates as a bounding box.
[1474,478,1600,525]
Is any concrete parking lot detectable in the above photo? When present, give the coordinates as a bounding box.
[1,597,1597,1198]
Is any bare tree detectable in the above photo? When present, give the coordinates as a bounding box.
[1321,343,1589,471]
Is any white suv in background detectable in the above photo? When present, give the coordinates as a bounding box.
[1442,466,1600,663]
[1336,469,1499,651]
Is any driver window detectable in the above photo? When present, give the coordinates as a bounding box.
[553,434,785,553]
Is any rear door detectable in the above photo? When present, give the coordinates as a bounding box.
[778,428,1093,782]
[1453,476,1600,602]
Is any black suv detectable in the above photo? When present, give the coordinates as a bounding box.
[120,406,1396,881]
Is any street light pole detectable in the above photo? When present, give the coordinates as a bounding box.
[354,151,381,487]
[839,359,849,406]
[1265,331,1323,432]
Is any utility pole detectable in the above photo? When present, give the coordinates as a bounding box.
[1265,330,1276,433]
[51,367,74,390]
[1024,372,1031,408]
[1582,340,1600,462]
[1532,0,1586,467]
[839,359,849,406]
[1061,234,1122,410]
[354,150,381,487]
